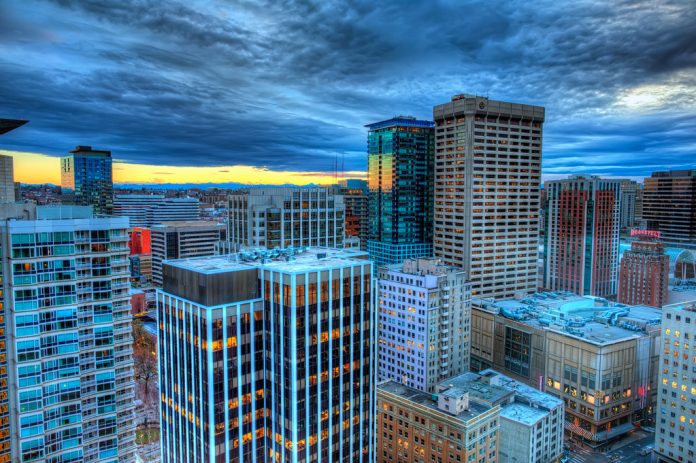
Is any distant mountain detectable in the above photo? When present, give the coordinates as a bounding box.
[113,182,320,190]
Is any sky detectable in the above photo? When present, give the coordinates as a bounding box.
[0,0,694,186]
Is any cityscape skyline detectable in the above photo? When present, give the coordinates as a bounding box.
[1,0,695,185]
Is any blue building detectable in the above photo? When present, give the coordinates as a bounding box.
[366,116,434,266]
[61,146,114,215]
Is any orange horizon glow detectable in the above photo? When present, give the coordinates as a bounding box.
[1,150,366,186]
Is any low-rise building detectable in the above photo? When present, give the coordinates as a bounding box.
[471,292,661,447]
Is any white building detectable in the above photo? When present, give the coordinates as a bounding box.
[432,95,544,299]
[655,301,696,463]
[113,194,200,227]
[150,220,224,286]
[437,369,564,463]
[227,187,344,250]
[0,204,136,463]
[378,257,471,392]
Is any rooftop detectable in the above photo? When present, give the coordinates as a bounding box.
[378,380,494,423]
[474,292,662,345]
[500,403,548,426]
[151,220,223,229]
[365,116,434,130]
[165,247,369,275]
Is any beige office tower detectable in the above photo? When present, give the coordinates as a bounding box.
[0,155,14,203]
[433,95,545,298]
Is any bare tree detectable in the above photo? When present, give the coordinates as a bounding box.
[132,319,158,407]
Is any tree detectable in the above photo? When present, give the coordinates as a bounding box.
[132,319,158,405]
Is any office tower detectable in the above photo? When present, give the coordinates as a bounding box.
[377,258,471,392]
[113,194,200,227]
[341,186,368,250]
[128,227,151,255]
[0,203,135,463]
[655,302,696,463]
[470,292,661,447]
[227,187,344,250]
[619,180,639,231]
[544,175,622,297]
[366,116,434,266]
[643,170,696,246]
[158,247,376,462]
[618,232,669,307]
[635,183,644,225]
[377,380,500,463]
[150,220,224,286]
[433,95,544,298]
[0,156,14,203]
[61,146,114,215]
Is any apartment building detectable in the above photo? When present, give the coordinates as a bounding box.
[618,233,670,307]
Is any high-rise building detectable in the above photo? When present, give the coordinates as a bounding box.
[643,170,696,246]
[61,146,114,215]
[158,247,376,462]
[377,380,500,463]
[618,232,669,307]
[228,187,344,251]
[0,156,14,204]
[366,116,434,266]
[341,186,368,250]
[619,179,640,231]
[150,220,224,286]
[470,292,661,446]
[433,95,544,298]
[0,204,135,463]
[0,118,28,206]
[654,302,696,463]
[113,194,200,227]
[544,175,622,297]
[377,257,471,392]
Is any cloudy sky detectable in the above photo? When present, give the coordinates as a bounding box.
[1,0,694,185]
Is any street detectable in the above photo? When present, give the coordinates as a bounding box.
[567,431,655,463]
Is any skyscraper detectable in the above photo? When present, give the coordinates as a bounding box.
[0,204,135,463]
[642,170,696,246]
[366,116,434,266]
[377,258,471,392]
[61,146,114,215]
[619,179,639,231]
[0,118,28,206]
[158,247,376,462]
[544,175,622,297]
[618,232,669,307]
[150,220,224,286]
[227,187,345,251]
[654,302,696,463]
[433,95,544,298]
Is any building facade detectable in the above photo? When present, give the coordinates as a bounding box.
[619,180,639,231]
[544,175,622,298]
[157,247,376,463]
[0,204,135,463]
[0,156,14,204]
[150,221,224,286]
[377,380,500,463]
[341,186,368,250]
[643,170,696,247]
[228,188,344,251]
[61,146,114,215]
[618,233,669,307]
[433,95,544,298]
[470,292,661,447]
[438,370,564,463]
[113,195,200,227]
[654,302,696,463]
[377,258,471,392]
[366,116,434,266]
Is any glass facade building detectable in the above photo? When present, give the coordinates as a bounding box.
[0,204,135,463]
[366,117,434,267]
[158,247,376,463]
[61,146,114,215]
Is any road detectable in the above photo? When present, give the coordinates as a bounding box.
[566,431,655,463]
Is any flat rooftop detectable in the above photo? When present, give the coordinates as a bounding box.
[378,381,494,423]
[479,369,563,411]
[500,403,548,426]
[474,292,662,345]
[165,247,369,275]
[438,372,512,407]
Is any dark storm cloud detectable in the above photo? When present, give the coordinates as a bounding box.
[0,0,694,177]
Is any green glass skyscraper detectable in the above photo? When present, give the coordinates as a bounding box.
[61,146,114,215]
[366,116,434,266]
